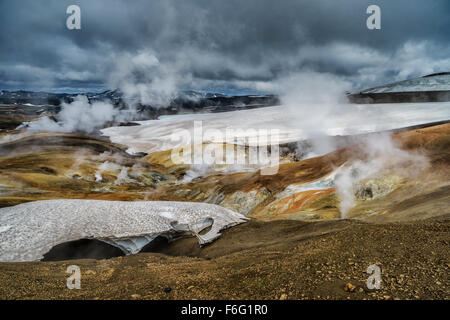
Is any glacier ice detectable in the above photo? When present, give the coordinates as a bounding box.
[101,103,450,155]
[0,199,248,262]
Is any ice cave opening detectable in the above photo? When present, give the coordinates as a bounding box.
[42,239,126,261]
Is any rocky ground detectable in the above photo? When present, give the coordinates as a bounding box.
[0,218,448,300]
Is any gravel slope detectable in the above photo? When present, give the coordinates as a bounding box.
[0,218,448,300]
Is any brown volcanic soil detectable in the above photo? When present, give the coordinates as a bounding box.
[0,218,448,300]
[0,123,448,219]
[152,123,450,201]
[0,133,179,207]
[143,123,450,221]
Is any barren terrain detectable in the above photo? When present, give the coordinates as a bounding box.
[0,218,448,300]
[0,115,449,300]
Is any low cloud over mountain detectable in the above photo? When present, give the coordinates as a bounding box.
[1,0,450,92]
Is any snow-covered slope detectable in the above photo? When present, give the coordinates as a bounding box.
[101,103,450,154]
[0,200,248,262]
[361,73,450,93]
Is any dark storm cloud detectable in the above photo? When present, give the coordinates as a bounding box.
[0,0,449,92]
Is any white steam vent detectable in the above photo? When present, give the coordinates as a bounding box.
[0,200,248,262]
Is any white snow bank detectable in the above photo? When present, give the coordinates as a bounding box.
[0,199,248,262]
[101,103,450,155]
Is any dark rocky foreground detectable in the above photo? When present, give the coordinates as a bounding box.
[0,218,448,300]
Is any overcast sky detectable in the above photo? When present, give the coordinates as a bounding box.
[1,0,449,93]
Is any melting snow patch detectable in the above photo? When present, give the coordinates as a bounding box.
[276,167,343,200]
[0,200,248,262]
[101,104,450,155]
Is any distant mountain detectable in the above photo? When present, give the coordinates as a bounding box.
[0,89,280,130]
[348,73,450,103]
[361,72,450,94]
[0,89,123,106]
[0,89,278,111]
